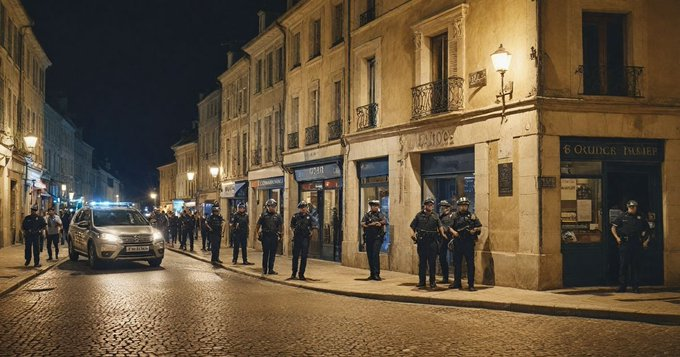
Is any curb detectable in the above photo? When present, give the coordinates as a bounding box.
[0,257,69,298]
[167,248,680,326]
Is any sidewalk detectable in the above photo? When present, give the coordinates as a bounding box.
[169,245,680,325]
[0,244,67,297]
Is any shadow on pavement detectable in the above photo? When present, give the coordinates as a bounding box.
[57,260,165,275]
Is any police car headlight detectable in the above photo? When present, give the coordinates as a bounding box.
[153,231,164,242]
[101,233,120,243]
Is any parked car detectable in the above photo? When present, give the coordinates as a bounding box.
[68,204,164,268]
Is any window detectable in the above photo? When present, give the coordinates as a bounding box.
[291,96,300,133]
[332,4,344,45]
[581,13,628,96]
[310,88,319,125]
[264,115,272,162]
[310,19,321,58]
[275,111,283,158]
[255,59,263,93]
[266,52,274,87]
[560,162,603,244]
[367,57,376,104]
[276,47,284,81]
[333,80,342,121]
[292,32,301,68]
[431,33,448,82]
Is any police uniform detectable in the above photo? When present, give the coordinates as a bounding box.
[230,208,250,264]
[612,204,648,292]
[361,202,387,280]
[206,210,225,263]
[22,209,47,267]
[438,201,455,284]
[451,201,482,290]
[180,212,196,251]
[410,202,443,288]
[257,201,283,274]
[291,205,317,279]
[168,214,180,245]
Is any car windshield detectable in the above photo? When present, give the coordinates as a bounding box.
[93,210,149,226]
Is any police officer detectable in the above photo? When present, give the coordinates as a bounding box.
[206,206,225,264]
[290,201,318,280]
[22,206,47,267]
[438,200,455,284]
[44,207,63,261]
[230,202,252,265]
[168,211,179,246]
[256,199,283,275]
[410,198,446,289]
[361,199,387,281]
[180,209,196,251]
[450,197,482,291]
[611,200,649,293]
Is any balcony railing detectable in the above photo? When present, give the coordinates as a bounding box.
[287,132,299,149]
[411,76,464,120]
[305,125,319,146]
[359,7,376,26]
[251,149,261,166]
[576,65,643,97]
[328,120,342,141]
[356,103,378,130]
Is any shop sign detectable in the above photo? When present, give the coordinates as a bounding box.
[538,176,556,188]
[416,129,454,149]
[324,179,342,189]
[256,177,284,190]
[560,138,664,162]
[498,163,513,197]
[301,181,324,191]
[294,163,342,182]
[468,69,487,88]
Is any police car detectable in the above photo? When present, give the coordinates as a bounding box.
[67,202,164,269]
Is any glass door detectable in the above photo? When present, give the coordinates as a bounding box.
[300,182,322,259]
[321,188,341,261]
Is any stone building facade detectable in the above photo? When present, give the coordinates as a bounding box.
[172,134,198,208]
[196,89,221,214]
[157,162,176,211]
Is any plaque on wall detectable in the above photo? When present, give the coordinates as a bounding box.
[469,69,487,88]
[498,163,513,197]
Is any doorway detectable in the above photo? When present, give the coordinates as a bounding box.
[604,163,663,285]
[300,181,342,262]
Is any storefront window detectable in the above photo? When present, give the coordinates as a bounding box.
[300,179,341,261]
[359,176,389,253]
[423,175,475,211]
[560,162,602,244]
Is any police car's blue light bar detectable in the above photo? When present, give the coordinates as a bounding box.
[88,201,134,207]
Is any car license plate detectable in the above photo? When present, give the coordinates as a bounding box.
[126,246,150,253]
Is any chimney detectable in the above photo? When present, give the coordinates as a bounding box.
[227,51,234,69]
[258,10,267,34]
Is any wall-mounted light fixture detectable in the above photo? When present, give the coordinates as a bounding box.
[491,44,513,119]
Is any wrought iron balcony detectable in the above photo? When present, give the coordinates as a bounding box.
[359,7,376,26]
[251,149,261,166]
[264,146,272,162]
[356,103,378,130]
[305,125,319,146]
[576,65,643,97]
[411,76,464,120]
[328,120,342,141]
[287,132,299,149]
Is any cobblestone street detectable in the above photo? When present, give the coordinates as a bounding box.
[0,252,677,356]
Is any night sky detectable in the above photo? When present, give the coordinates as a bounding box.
[22,0,286,200]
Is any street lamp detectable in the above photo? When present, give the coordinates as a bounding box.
[115,194,120,202]
[209,166,219,178]
[150,192,158,207]
[491,44,513,118]
[61,184,67,193]
[23,134,38,151]
[186,171,195,181]
[68,192,74,201]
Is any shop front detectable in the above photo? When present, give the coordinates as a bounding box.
[293,161,343,262]
[357,158,390,253]
[559,137,664,287]
[221,180,248,247]
[198,192,219,216]
[251,176,285,254]
[421,148,476,211]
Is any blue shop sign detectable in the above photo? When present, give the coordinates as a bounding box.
[294,163,342,182]
[358,158,388,178]
[422,148,475,176]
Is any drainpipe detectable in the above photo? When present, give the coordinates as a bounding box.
[274,20,290,176]
[536,0,544,255]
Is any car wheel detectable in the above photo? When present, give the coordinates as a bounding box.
[68,239,79,261]
[88,242,101,269]
[148,258,162,267]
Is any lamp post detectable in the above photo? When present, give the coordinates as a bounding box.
[150,192,158,208]
[491,44,513,118]
[186,171,196,209]
[68,192,74,210]
[115,194,120,203]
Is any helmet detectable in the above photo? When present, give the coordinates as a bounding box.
[212,206,220,212]
[297,201,308,208]
[456,197,471,206]
[439,200,451,207]
[626,200,638,207]
[237,202,246,209]
[30,206,39,211]
[368,199,380,206]
[423,197,435,205]
[265,199,278,207]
